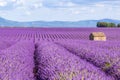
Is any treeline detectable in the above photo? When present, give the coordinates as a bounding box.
[97,22,120,27]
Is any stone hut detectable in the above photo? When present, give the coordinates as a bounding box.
[89,32,106,41]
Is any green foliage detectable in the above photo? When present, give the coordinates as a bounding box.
[108,23,116,27]
[97,22,116,27]
[97,22,108,27]
[117,23,120,27]
[102,62,112,71]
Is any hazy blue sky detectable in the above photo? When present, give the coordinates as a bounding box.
[0,0,120,21]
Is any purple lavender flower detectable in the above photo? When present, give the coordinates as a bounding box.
[35,42,114,80]
[0,41,35,80]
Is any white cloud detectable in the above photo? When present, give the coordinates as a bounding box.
[57,1,77,7]
[13,0,44,10]
[25,11,31,15]
[33,3,43,9]
[0,0,120,21]
[66,2,76,7]
[94,3,105,7]
[74,10,81,14]
[16,0,25,5]
[90,9,95,13]
[11,0,17,2]
[0,1,7,7]
[80,7,88,10]
[15,6,26,10]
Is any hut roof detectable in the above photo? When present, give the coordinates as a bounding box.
[90,32,106,37]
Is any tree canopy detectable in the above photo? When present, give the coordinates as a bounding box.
[97,22,117,27]
[117,23,120,27]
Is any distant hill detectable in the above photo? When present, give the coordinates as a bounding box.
[0,17,120,27]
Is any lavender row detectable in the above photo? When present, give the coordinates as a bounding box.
[1,28,120,42]
[0,40,16,50]
[0,41,35,80]
[34,42,114,80]
[56,40,120,79]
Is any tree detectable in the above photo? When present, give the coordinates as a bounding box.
[108,23,116,27]
[117,23,120,27]
[97,22,108,27]
[97,22,101,27]
[97,22,117,27]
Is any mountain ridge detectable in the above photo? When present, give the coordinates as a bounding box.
[0,17,120,27]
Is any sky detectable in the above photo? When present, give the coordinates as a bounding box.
[0,0,120,22]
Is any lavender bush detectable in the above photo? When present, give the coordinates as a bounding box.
[35,42,114,80]
[0,40,16,50]
[0,41,35,80]
[56,40,120,79]
[0,28,120,79]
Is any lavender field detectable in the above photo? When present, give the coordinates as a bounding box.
[0,28,120,80]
